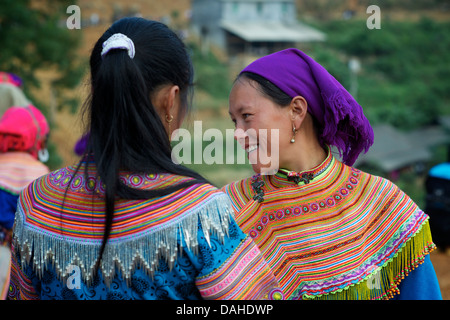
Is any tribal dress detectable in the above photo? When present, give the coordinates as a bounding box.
[8,159,280,300]
[222,148,442,300]
[0,152,49,299]
[0,152,49,231]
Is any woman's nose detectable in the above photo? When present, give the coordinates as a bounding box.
[234,127,246,141]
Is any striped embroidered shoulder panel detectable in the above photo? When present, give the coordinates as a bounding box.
[196,236,282,300]
[222,154,436,300]
[12,161,232,285]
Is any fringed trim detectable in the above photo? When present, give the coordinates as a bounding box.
[301,218,436,300]
[12,194,232,287]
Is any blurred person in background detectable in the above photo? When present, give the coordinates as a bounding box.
[0,105,50,299]
[0,72,30,117]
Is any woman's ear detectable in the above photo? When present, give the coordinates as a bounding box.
[164,85,180,116]
[151,84,180,120]
[289,96,308,128]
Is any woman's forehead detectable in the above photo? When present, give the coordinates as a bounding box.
[230,80,265,107]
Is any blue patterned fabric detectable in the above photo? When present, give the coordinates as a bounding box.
[0,189,18,230]
[10,218,247,300]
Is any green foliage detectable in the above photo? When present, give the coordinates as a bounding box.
[189,16,450,192]
[189,42,232,101]
[358,0,448,10]
[0,0,84,169]
[187,18,450,131]
[310,18,450,130]
[303,17,450,205]
[0,0,85,110]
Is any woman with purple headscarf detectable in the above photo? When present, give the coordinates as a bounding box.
[223,48,442,300]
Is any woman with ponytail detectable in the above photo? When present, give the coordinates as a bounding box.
[8,18,280,300]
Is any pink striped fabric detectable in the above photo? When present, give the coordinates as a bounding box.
[0,152,49,195]
[10,159,281,299]
[223,149,436,299]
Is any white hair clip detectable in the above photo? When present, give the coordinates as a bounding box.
[101,33,135,59]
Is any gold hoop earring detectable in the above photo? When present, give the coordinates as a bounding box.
[165,114,174,142]
[165,114,174,123]
[290,124,296,143]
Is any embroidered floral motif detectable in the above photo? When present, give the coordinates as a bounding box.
[131,275,150,294]
[249,169,361,239]
[50,168,164,194]
[269,288,285,300]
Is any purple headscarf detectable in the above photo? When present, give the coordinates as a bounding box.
[241,48,374,166]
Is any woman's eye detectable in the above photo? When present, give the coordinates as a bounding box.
[242,113,251,119]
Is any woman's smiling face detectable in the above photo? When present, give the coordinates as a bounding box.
[229,78,294,174]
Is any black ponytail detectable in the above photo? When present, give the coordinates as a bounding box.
[77,17,209,267]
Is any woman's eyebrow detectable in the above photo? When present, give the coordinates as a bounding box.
[229,105,251,117]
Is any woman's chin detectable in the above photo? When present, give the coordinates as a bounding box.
[251,162,279,176]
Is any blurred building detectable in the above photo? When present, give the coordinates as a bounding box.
[353,122,450,177]
[190,0,326,56]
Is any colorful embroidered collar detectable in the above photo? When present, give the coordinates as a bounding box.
[223,153,436,299]
[274,147,333,187]
[250,148,334,203]
[12,160,232,286]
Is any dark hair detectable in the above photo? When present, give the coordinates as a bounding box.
[77,17,209,266]
[237,72,292,106]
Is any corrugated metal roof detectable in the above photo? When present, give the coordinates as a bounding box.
[220,20,326,42]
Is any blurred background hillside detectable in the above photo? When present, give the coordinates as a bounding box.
[1,0,449,298]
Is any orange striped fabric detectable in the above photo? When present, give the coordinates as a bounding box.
[11,159,281,299]
[196,236,281,300]
[223,150,436,299]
